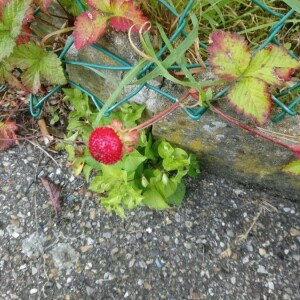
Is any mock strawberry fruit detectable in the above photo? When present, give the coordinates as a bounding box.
[88,120,139,165]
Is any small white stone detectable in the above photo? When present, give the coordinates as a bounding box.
[145,227,152,233]
[268,282,274,290]
[259,248,266,256]
[29,289,38,294]
[257,265,267,274]
[231,277,236,284]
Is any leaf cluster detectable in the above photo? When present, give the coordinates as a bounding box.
[0,0,69,93]
[57,88,199,217]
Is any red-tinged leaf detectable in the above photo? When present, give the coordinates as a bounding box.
[23,6,35,24]
[87,0,110,12]
[207,31,251,81]
[0,120,18,152]
[228,77,272,125]
[290,144,300,158]
[16,24,32,44]
[39,176,62,215]
[282,159,300,176]
[74,10,108,50]
[109,0,148,32]
[244,45,300,85]
[0,59,25,90]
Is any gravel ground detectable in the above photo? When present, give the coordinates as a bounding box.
[0,142,299,300]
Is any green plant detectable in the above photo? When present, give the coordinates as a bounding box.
[57,88,199,217]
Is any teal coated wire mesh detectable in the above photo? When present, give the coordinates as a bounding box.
[22,0,300,122]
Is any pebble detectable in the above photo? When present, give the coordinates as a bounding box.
[175,213,181,223]
[290,228,300,237]
[29,289,38,294]
[103,232,111,239]
[257,265,267,274]
[292,254,300,261]
[259,248,266,256]
[86,286,95,295]
[163,236,170,242]
[184,242,191,249]
[231,277,236,284]
[267,282,274,290]
[185,221,193,228]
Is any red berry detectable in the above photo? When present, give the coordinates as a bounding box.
[88,127,123,165]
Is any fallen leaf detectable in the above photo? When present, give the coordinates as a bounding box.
[39,176,62,215]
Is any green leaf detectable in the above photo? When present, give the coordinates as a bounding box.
[166,182,186,206]
[282,160,300,175]
[228,77,271,125]
[142,188,169,210]
[158,140,174,158]
[59,0,88,16]
[118,185,143,210]
[71,157,85,176]
[244,45,300,85]
[207,31,251,80]
[187,154,200,177]
[10,43,66,93]
[282,0,300,13]
[63,87,91,117]
[83,164,93,182]
[116,150,147,172]
[65,144,75,161]
[0,0,31,60]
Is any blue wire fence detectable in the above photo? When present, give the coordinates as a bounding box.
[3,0,298,123]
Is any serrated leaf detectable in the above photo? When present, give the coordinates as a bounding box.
[0,59,24,90]
[74,10,108,50]
[207,31,250,81]
[109,0,148,32]
[244,45,300,85]
[10,43,66,93]
[228,77,272,125]
[282,160,300,175]
[0,0,31,60]
[142,188,169,210]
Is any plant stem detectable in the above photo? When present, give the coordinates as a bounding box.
[128,92,191,132]
[211,105,296,152]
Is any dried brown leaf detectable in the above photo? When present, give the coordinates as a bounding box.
[39,176,62,215]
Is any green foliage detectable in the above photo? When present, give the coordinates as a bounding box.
[59,88,200,217]
[282,159,300,175]
[283,0,300,13]
[0,0,32,60]
[0,0,67,93]
[10,42,67,93]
